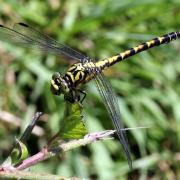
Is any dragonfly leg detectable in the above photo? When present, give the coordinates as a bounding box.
[64,90,81,103]
[64,90,86,103]
[78,90,86,103]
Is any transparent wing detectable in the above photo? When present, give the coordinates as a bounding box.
[94,72,132,169]
[0,23,89,62]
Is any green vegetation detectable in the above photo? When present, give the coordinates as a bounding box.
[0,0,180,179]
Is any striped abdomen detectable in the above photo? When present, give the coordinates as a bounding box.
[95,31,180,70]
[65,31,180,87]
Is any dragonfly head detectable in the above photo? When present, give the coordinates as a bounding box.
[51,72,69,95]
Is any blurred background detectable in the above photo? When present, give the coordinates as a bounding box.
[0,0,180,179]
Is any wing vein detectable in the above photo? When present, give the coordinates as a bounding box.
[94,72,132,169]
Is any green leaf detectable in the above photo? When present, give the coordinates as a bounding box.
[59,102,88,140]
[10,139,29,165]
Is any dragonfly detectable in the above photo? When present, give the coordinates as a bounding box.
[0,23,179,169]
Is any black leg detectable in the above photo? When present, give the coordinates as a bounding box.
[78,90,87,103]
[64,90,86,103]
[64,90,80,103]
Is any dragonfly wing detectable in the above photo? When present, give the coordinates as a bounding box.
[94,72,132,169]
[0,23,89,62]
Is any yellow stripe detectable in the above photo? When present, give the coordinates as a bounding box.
[124,50,131,56]
[131,44,144,53]
[96,61,106,67]
[75,72,80,81]
[146,40,153,47]
[137,44,144,50]
[151,40,155,46]
[66,72,75,83]
[107,57,114,64]
[158,37,164,43]
[133,46,139,53]
[107,55,118,64]
[84,62,95,68]
[120,52,126,59]
[51,80,59,90]
[68,66,76,71]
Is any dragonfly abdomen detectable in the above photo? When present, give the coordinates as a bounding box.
[97,31,180,68]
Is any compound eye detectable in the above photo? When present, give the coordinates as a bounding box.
[52,72,61,80]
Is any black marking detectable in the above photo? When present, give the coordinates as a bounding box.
[129,48,136,56]
[116,54,123,62]
[18,23,29,27]
[105,61,109,68]
[82,71,87,82]
[73,69,79,77]
[165,35,171,43]
[176,32,179,38]
[141,42,149,50]
[109,55,123,66]
[78,90,86,103]
[78,72,83,80]
[0,25,4,27]
[64,74,73,86]
[152,38,161,46]
[169,32,178,40]
[68,66,77,73]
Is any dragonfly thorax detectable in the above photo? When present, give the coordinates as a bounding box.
[51,72,70,96]
[64,63,90,87]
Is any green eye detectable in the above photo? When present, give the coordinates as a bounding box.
[52,72,61,80]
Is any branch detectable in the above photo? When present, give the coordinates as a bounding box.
[1,125,150,172]
[1,130,115,172]
[0,170,79,180]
